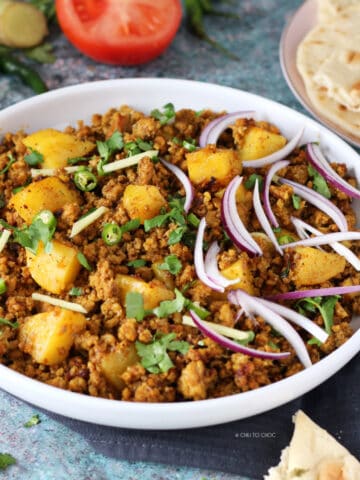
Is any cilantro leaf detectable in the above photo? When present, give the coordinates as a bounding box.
[121,218,140,233]
[136,332,190,373]
[69,287,83,296]
[278,234,295,245]
[168,225,188,245]
[292,194,301,210]
[96,131,124,174]
[0,153,16,175]
[0,453,16,470]
[77,252,92,271]
[308,337,322,346]
[127,259,147,268]
[158,255,182,275]
[125,292,147,321]
[245,174,263,191]
[151,103,176,126]
[0,318,18,329]
[124,139,153,157]
[24,148,44,167]
[152,289,186,318]
[308,164,331,199]
[296,295,340,334]
[24,414,41,428]
[0,278,6,295]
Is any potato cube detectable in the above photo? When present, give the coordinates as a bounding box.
[290,247,346,287]
[9,177,80,224]
[122,185,166,224]
[26,240,81,294]
[19,308,86,365]
[186,146,242,186]
[23,128,95,169]
[116,274,174,310]
[101,344,139,391]
[238,126,286,161]
[221,256,255,294]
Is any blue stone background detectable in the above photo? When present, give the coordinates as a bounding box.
[0,1,315,479]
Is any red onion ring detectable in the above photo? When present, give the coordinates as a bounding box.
[306,143,360,199]
[279,177,348,232]
[257,298,328,343]
[263,160,290,228]
[204,241,240,288]
[291,217,360,271]
[267,286,360,302]
[280,231,360,249]
[194,218,224,292]
[228,289,312,368]
[160,158,194,213]
[199,111,256,148]
[242,127,304,168]
[189,310,290,361]
[221,176,263,256]
[253,179,283,255]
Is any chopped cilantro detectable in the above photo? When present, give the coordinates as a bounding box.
[124,138,153,157]
[267,340,279,350]
[136,332,190,373]
[273,227,282,233]
[0,453,16,470]
[187,212,200,228]
[244,174,263,191]
[308,164,331,199]
[0,278,6,295]
[292,194,301,210]
[24,414,41,428]
[144,199,186,234]
[152,289,186,318]
[97,131,124,174]
[69,287,83,296]
[182,138,197,152]
[127,259,147,268]
[0,318,18,328]
[67,156,92,165]
[121,218,140,233]
[0,153,17,175]
[168,225,188,245]
[236,331,255,345]
[24,148,44,167]
[77,252,92,271]
[151,103,176,126]
[278,234,295,245]
[296,295,340,334]
[158,255,182,275]
[307,337,322,346]
[125,291,147,322]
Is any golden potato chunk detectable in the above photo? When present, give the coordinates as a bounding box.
[186,146,242,186]
[122,185,166,224]
[221,256,254,294]
[23,128,95,169]
[116,274,174,310]
[19,308,86,365]
[238,126,286,161]
[26,240,81,294]
[101,344,139,391]
[9,177,80,224]
[290,246,346,287]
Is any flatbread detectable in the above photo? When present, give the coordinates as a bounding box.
[296,8,360,138]
[264,410,360,480]
[318,0,360,22]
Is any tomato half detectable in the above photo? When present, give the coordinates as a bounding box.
[55,0,183,65]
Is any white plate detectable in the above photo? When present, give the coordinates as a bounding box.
[279,0,360,148]
[0,78,359,430]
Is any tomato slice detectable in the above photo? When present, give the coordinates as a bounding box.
[55,0,183,65]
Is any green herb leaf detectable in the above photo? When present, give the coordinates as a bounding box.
[24,414,41,428]
[296,295,340,334]
[168,225,188,245]
[244,174,263,191]
[0,453,16,470]
[187,301,210,320]
[187,212,200,228]
[0,278,6,295]
[0,318,18,329]
[69,287,83,296]
[307,337,322,346]
[236,331,255,346]
[124,138,153,157]
[0,153,16,175]
[158,255,182,275]
[278,234,295,246]
[292,194,301,210]
[308,164,331,199]
[67,156,91,165]
[24,148,44,167]
[151,103,176,126]
[96,131,124,173]
[121,218,140,233]
[136,332,190,373]
[127,259,147,268]
[77,252,92,271]
[125,291,146,322]
[152,289,186,318]
[267,340,280,350]
[24,43,55,64]
[182,138,197,152]
[8,211,57,254]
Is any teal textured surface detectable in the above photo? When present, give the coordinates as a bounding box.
[0,1,309,478]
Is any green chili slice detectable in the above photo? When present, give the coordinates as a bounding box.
[74,168,98,192]
[102,223,122,246]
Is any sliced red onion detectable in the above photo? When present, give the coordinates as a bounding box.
[253,179,283,255]
[228,289,312,367]
[194,218,224,292]
[204,241,240,288]
[267,286,360,302]
[291,217,360,271]
[307,143,360,199]
[279,177,348,232]
[257,298,328,344]
[199,111,256,148]
[221,175,263,256]
[242,127,304,169]
[160,158,194,213]
[263,160,290,228]
[280,231,360,249]
[189,310,290,361]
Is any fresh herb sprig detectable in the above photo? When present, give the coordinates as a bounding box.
[151,103,176,126]
[308,164,331,199]
[296,295,340,335]
[96,131,124,175]
[0,153,17,175]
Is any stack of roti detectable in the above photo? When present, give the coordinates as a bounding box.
[296,0,360,139]
[264,410,360,480]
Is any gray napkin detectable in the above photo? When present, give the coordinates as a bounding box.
[46,354,359,477]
